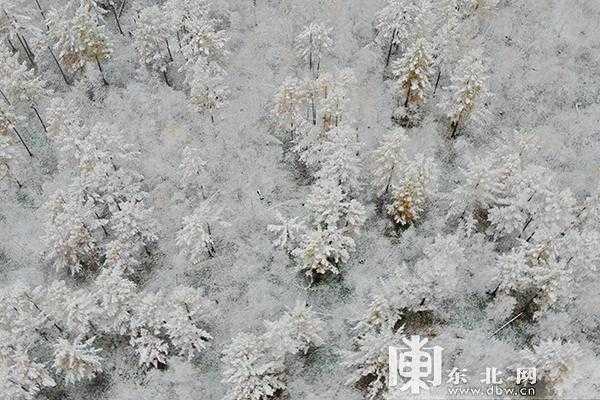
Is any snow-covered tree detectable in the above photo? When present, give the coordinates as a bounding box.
[130,328,169,369]
[342,324,404,399]
[108,200,158,258]
[372,130,436,226]
[432,0,462,92]
[133,5,173,79]
[41,193,99,275]
[178,146,208,191]
[497,241,569,317]
[293,226,356,280]
[1,350,56,400]
[267,213,305,254]
[47,1,112,83]
[315,126,362,194]
[164,286,213,361]
[315,69,354,131]
[222,332,285,400]
[52,336,102,384]
[518,339,583,396]
[272,77,306,133]
[0,44,49,110]
[295,23,333,77]
[189,60,229,123]
[263,301,324,356]
[91,268,137,334]
[179,12,228,74]
[176,201,224,261]
[441,51,488,137]
[374,0,420,67]
[391,36,433,108]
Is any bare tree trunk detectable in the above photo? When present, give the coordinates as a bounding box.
[433,66,442,94]
[0,87,10,104]
[6,37,17,52]
[385,27,397,67]
[449,121,459,138]
[96,56,108,85]
[31,105,47,133]
[48,47,70,85]
[163,70,171,87]
[112,6,124,35]
[16,34,35,66]
[118,0,126,17]
[12,128,33,157]
[20,35,36,60]
[165,39,173,61]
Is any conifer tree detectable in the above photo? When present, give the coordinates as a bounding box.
[441,51,488,137]
[391,36,433,108]
[294,23,333,77]
[133,5,173,82]
[52,336,102,384]
[47,1,113,84]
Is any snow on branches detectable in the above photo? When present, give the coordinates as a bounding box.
[222,302,324,400]
[295,23,333,77]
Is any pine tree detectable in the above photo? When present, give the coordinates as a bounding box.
[294,23,333,77]
[442,51,488,137]
[91,268,137,334]
[221,332,286,400]
[47,1,113,84]
[342,323,404,399]
[176,201,224,261]
[391,36,433,108]
[52,336,102,384]
[189,60,228,123]
[178,146,208,191]
[374,0,420,67]
[267,213,305,254]
[272,77,306,133]
[108,200,158,257]
[2,350,56,400]
[133,6,173,79]
[41,194,99,275]
[263,301,324,356]
[0,44,49,119]
[372,130,436,226]
[179,12,228,73]
[315,125,362,194]
[163,287,213,361]
[130,328,169,369]
[432,0,461,93]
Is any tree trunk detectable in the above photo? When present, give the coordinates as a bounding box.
[165,39,173,61]
[163,70,171,87]
[48,47,70,85]
[449,121,459,138]
[31,105,47,133]
[118,0,126,17]
[96,56,108,85]
[0,87,10,104]
[112,6,124,35]
[16,34,35,66]
[20,35,36,60]
[6,37,17,52]
[433,66,442,94]
[12,128,33,157]
[385,27,397,67]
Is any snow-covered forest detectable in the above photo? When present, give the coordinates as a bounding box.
[1,0,599,399]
